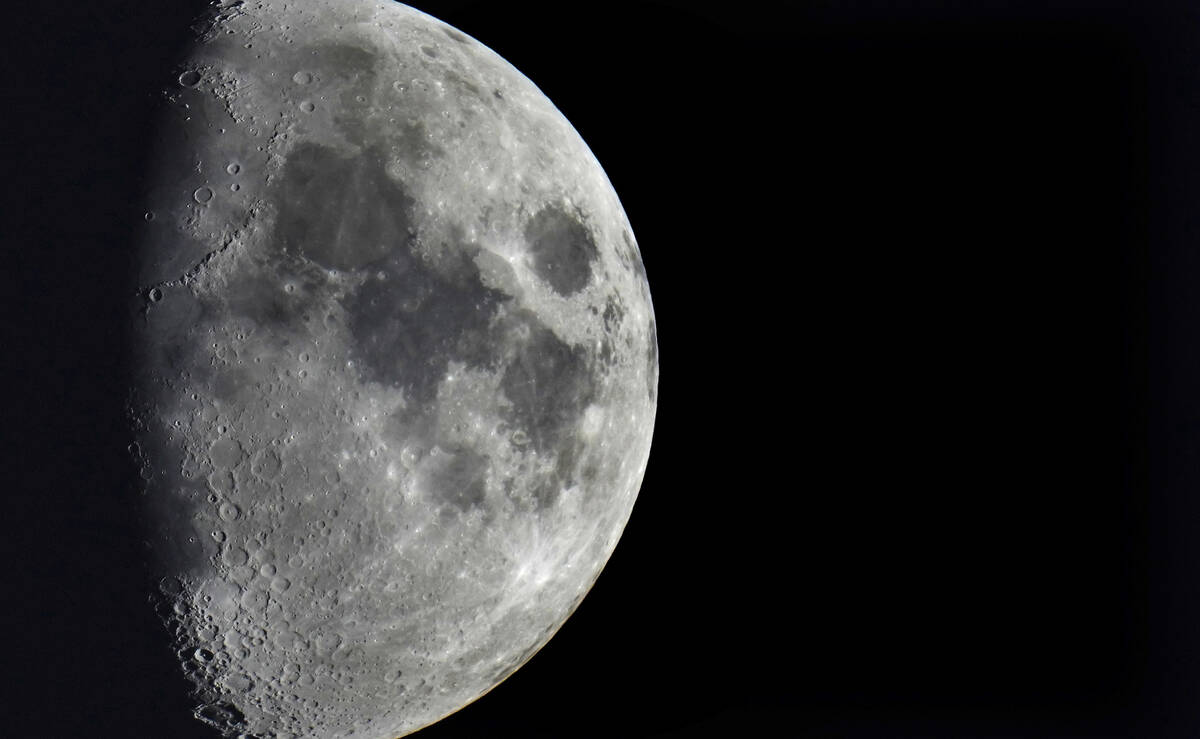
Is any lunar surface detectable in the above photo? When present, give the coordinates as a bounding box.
[126,1,656,736]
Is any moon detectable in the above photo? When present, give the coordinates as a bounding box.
[127,1,657,737]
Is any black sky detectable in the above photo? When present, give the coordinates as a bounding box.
[4,1,1197,736]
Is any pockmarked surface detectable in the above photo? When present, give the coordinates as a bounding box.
[128,2,656,736]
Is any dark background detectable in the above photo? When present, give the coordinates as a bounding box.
[3,0,1197,736]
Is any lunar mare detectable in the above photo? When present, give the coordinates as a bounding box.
[127,2,656,737]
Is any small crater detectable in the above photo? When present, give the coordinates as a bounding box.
[292,70,313,84]
[400,444,422,469]
[193,186,214,205]
[226,162,241,175]
[298,100,316,113]
[218,502,241,522]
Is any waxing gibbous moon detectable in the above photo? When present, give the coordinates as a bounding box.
[127,1,657,736]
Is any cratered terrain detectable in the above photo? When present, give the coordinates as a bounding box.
[127,1,657,736]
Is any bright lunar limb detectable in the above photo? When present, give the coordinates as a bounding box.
[127,1,657,737]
